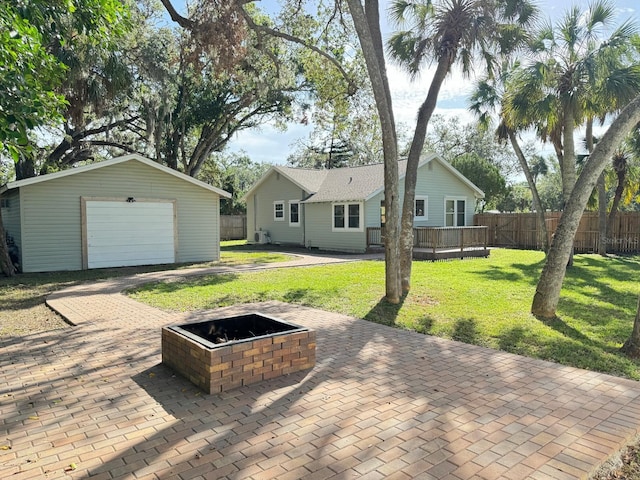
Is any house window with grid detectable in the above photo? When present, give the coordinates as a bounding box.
[445,198,466,226]
[274,201,284,221]
[415,196,428,219]
[332,202,362,231]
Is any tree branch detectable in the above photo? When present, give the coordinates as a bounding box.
[48,116,140,166]
[238,6,357,94]
[158,0,195,29]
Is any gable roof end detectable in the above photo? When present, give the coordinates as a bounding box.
[241,165,327,202]
[0,154,232,197]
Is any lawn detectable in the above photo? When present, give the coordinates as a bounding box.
[128,248,640,380]
[0,243,291,337]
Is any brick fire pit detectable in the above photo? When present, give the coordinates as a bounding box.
[161,313,316,394]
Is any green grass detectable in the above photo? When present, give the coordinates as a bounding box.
[0,244,291,336]
[128,249,640,380]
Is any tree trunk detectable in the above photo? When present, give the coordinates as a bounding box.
[597,173,608,255]
[507,128,549,252]
[531,94,640,318]
[0,208,16,277]
[346,0,401,303]
[399,55,452,292]
[587,119,608,257]
[621,293,640,358]
[607,160,627,240]
[561,111,577,201]
[14,155,36,180]
[561,108,578,267]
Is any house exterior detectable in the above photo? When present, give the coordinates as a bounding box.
[0,154,231,272]
[243,153,484,253]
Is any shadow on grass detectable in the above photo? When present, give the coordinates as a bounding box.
[475,259,546,285]
[498,326,527,353]
[127,273,239,296]
[364,295,406,327]
[452,318,480,344]
[413,316,435,334]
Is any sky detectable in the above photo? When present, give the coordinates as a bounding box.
[227,0,639,166]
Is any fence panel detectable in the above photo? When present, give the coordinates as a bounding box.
[474,211,640,254]
[220,215,247,240]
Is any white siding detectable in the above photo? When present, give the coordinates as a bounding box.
[19,160,221,272]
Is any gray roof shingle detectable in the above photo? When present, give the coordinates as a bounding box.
[255,153,483,204]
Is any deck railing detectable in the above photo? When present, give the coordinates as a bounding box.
[367,226,489,252]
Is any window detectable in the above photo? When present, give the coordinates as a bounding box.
[380,200,386,226]
[332,202,362,231]
[274,201,284,221]
[348,204,360,228]
[415,196,428,219]
[0,198,8,209]
[445,198,466,226]
[334,204,345,228]
[289,201,300,226]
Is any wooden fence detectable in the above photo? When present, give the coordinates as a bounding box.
[474,211,640,254]
[220,215,247,240]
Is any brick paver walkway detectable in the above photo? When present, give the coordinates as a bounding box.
[2,253,640,479]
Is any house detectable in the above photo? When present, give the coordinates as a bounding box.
[0,154,231,272]
[243,153,485,253]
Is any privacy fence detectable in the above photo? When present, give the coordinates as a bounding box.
[474,211,640,254]
[220,215,247,240]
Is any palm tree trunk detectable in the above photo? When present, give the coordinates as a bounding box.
[532,95,640,318]
[621,293,640,358]
[607,155,627,242]
[597,173,608,255]
[399,55,452,292]
[347,0,401,303]
[587,119,608,256]
[507,129,549,252]
[561,110,578,201]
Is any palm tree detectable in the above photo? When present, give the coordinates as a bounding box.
[607,128,640,236]
[387,0,538,292]
[496,1,640,317]
[470,70,550,252]
[505,1,640,205]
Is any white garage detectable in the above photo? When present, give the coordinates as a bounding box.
[0,154,231,272]
[84,199,177,269]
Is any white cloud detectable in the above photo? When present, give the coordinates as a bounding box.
[228,122,312,165]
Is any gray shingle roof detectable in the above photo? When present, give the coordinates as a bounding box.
[280,160,410,203]
[275,166,328,194]
[301,162,394,203]
[251,153,483,204]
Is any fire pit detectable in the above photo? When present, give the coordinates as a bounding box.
[162,313,316,394]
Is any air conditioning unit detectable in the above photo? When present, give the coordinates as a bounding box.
[255,230,271,244]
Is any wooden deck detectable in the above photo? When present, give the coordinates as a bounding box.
[367,226,490,261]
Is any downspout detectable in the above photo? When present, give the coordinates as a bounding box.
[301,190,315,248]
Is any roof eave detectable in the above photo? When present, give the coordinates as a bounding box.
[241,165,316,202]
[1,154,231,198]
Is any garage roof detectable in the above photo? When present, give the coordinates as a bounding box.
[0,154,232,198]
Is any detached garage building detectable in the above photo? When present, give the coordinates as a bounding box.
[0,154,231,272]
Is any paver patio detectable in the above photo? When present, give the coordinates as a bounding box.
[2,253,640,479]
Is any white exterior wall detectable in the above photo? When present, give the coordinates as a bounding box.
[18,161,221,272]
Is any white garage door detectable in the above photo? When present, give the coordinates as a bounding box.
[86,200,176,269]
